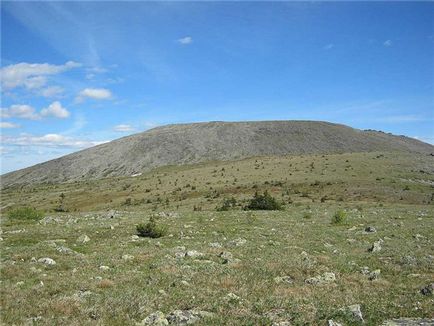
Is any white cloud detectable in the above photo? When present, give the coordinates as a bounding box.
[0,61,81,90]
[178,36,193,45]
[323,43,334,50]
[40,86,64,98]
[0,104,40,120]
[383,40,392,47]
[40,101,70,119]
[0,122,20,129]
[113,124,134,132]
[1,133,107,148]
[76,88,112,102]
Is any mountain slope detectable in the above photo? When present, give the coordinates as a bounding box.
[2,120,433,186]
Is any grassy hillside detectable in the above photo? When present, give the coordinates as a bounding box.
[1,151,433,212]
[1,151,433,325]
[2,120,433,186]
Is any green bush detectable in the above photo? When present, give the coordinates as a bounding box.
[136,216,167,238]
[245,191,282,210]
[8,207,44,221]
[331,209,347,224]
[303,212,313,219]
[216,197,237,211]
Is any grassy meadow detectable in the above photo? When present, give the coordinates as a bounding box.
[1,151,433,325]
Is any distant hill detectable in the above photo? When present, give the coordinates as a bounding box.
[2,120,433,186]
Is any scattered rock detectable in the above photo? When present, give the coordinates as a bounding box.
[209,242,222,248]
[347,304,363,322]
[272,322,291,326]
[368,269,381,281]
[37,257,56,265]
[166,309,213,325]
[300,251,316,268]
[77,234,90,244]
[229,238,247,247]
[56,246,76,255]
[185,250,204,258]
[218,251,233,260]
[225,292,241,303]
[274,276,293,284]
[74,290,93,298]
[122,254,134,261]
[99,265,110,271]
[365,226,377,233]
[401,255,417,265]
[420,283,433,296]
[139,311,168,325]
[305,272,336,285]
[368,239,383,252]
[107,210,117,219]
[328,320,343,326]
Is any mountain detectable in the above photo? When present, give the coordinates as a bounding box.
[2,120,433,187]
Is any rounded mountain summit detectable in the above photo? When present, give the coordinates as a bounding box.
[2,120,433,186]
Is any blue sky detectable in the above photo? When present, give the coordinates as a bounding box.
[1,1,433,174]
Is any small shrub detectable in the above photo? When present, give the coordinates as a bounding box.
[245,191,282,211]
[303,212,313,219]
[136,216,167,238]
[8,207,44,221]
[331,209,347,224]
[216,197,237,211]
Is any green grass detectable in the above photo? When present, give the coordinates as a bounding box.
[0,151,433,325]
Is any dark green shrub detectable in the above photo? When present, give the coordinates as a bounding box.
[136,216,167,238]
[216,197,237,211]
[303,212,313,219]
[245,191,282,211]
[8,207,44,221]
[331,209,347,224]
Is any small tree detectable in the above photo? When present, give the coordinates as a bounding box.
[136,216,167,238]
[245,191,282,210]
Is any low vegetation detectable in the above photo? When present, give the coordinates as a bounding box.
[7,207,44,221]
[331,209,348,224]
[245,191,282,210]
[0,151,433,325]
[136,216,167,238]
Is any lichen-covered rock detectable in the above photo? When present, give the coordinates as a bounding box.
[420,283,434,296]
[166,309,213,325]
[305,272,336,285]
[77,234,90,244]
[139,311,168,325]
[37,257,56,265]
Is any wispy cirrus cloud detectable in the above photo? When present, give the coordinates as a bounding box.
[383,39,392,47]
[113,124,134,132]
